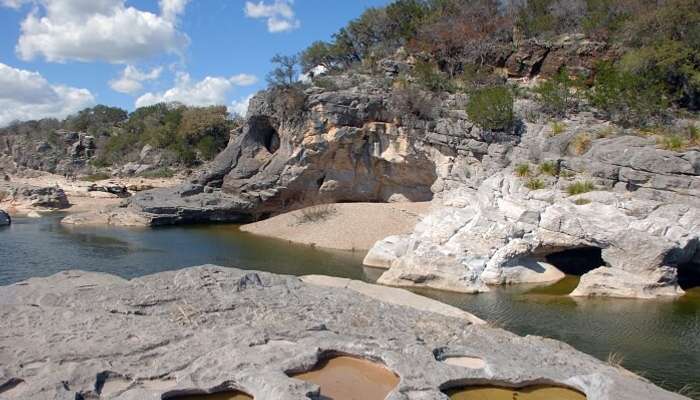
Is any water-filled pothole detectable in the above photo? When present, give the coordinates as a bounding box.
[289,355,399,400]
[445,385,586,400]
[163,391,252,400]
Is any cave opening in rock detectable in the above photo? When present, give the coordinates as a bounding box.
[249,117,280,154]
[544,247,604,276]
[677,262,700,290]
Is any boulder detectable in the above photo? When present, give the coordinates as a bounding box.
[0,210,10,226]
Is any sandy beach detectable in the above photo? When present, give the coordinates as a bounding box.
[240,202,431,251]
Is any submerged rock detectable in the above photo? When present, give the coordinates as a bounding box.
[0,266,687,400]
[367,173,698,298]
[0,210,10,226]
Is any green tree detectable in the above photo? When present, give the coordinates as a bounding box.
[267,54,299,88]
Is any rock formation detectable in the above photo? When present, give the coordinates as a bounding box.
[366,172,699,298]
[0,266,687,400]
[0,210,10,226]
[0,181,70,212]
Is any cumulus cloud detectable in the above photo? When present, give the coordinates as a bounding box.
[9,0,189,63]
[244,0,300,33]
[135,72,258,108]
[0,62,95,127]
[228,94,254,117]
[109,65,163,94]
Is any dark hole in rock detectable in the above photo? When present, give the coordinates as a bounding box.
[289,355,399,400]
[162,391,252,400]
[445,385,586,400]
[249,117,280,154]
[677,262,700,290]
[545,247,604,276]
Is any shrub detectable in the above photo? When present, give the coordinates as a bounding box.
[294,204,338,224]
[539,161,558,176]
[82,172,111,182]
[413,60,453,92]
[567,181,596,196]
[525,178,545,190]
[139,167,175,179]
[534,68,581,117]
[390,86,438,121]
[658,135,685,152]
[587,61,669,126]
[515,163,531,177]
[570,133,592,155]
[550,121,566,135]
[466,85,515,131]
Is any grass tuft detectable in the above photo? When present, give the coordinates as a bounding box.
[570,132,592,155]
[515,163,531,177]
[574,198,591,205]
[550,121,567,136]
[567,181,596,196]
[294,204,338,225]
[539,161,558,176]
[525,178,545,190]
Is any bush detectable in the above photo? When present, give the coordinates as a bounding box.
[139,167,175,179]
[688,125,700,145]
[534,69,581,117]
[515,163,531,177]
[466,85,515,131]
[525,178,545,190]
[82,172,111,182]
[390,86,438,121]
[587,62,669,126]
[413,60,453,92]
[567,181,596,196]
[539,161,558,176]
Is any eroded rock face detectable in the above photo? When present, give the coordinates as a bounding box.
[368,173,699,298]
[0,266,687,400]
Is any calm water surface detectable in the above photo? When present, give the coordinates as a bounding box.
[1,214,698,397]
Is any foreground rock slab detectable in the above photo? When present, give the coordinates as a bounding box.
[0,266,687,400]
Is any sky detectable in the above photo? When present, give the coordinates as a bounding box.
[0,0,391,126]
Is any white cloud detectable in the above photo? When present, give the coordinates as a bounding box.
[0,62,95,127]
[12,0,189,63]
[135,72,258,108]
[228,94,254,116]
[109,65,163,94]
[244,0,300,33]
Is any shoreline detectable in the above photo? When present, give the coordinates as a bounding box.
[240,202,431,252]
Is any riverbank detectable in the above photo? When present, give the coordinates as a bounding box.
[0,265,685,400]
[240,202,431,251]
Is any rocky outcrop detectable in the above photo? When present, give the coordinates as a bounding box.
[0,210,10,226]
[0,182,70,211]
[367,172,699,298]
[0,266,687,400]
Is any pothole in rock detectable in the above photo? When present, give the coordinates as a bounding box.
[288,354,399,400]
[445,385,586,400]
[162,391,253,400]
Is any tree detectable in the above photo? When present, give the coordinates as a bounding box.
[267,54,299,88]
[466,85,515,131]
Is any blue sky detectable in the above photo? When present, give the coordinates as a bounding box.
[0,0,390,125]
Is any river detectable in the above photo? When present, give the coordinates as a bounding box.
[1,214,698,397]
